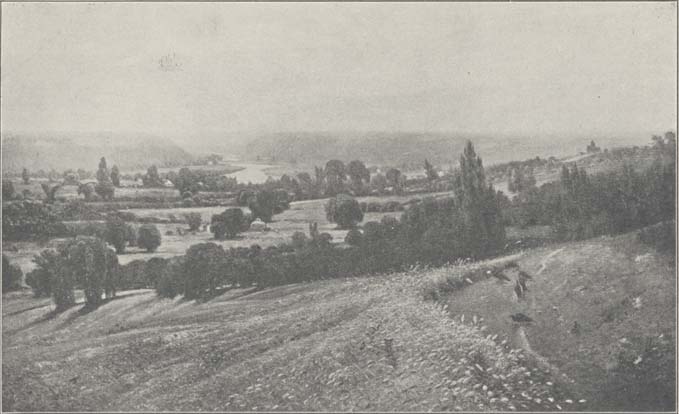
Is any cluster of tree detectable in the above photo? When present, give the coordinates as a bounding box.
[26,236,119,310]
[2,200,70,241]
[135,141,506,299]
[237,189,290,222]
[325,194,364,228]
[506,165,537,193]
[486,156,561,183]
[505,145,675,241]
[211,208,249,239]
[93,157,117,200]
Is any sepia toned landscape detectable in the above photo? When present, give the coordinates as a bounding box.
[1,2,676,412]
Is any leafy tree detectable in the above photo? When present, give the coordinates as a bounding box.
[77,182,96,201]
[291,231,308,249]
[41,183,62,204]
[211,208,245,239]
[325,160,346,195]
[344,228,364,246]
[105,218,131,253]
[137,224,162,252]
[183,243,226,299]
[347,160,370,188]
[424,159,438,182]
[454,141,505,255]
[325,194,364,229]
[143,165,164,188]
[167,167,201,194]
[248,190,279,223]
[2,254,23,292]
[21,168,30,185]
[110,165,121,187]
[372,173,387,193]
[386,168,402,193]
[3,180,15,199]
[26,249,60,297]
[96,157,110,183]
[185,212,202,231]
[94,181,115,201]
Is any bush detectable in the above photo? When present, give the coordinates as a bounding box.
[2,255,23,292]
[26,249,60,297]
[105,218,131,253]
[32,236,119,310]
[95,182,115,201]
[345,228,364,246]
[185,212,202,231]
[183,243,226,299]
[137,224,162,252]
[325,194,364,229]
[291,231,308,249]
[211,208,244,239]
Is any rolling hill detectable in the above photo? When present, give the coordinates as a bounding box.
[1,132,195,174]
[3,227,673,411]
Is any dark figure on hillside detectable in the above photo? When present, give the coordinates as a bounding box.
[510,313,534,323]
[514,280,525,300]
[491,269,511,282]
[518,270,533,281]
[518,278,529,293]
[571,321,580,335]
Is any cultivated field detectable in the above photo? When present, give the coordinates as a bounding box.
[3,197,403,273]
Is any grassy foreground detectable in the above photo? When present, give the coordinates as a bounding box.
[4,253,576,411]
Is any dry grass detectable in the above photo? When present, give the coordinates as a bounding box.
[3,254,575,411]
[443,232,676,410]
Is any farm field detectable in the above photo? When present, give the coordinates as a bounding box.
[3,250,576,412]
[3,197,403,273]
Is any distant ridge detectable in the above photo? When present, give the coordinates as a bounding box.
[1,132,195,173]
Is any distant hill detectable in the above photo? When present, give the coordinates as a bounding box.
[240,131,651,169]
[1,132,195,174]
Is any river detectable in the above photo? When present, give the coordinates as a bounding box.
[225,162,277,184]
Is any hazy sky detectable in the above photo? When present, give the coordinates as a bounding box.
[1,2,676,138]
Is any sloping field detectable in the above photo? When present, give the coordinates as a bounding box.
[3,254,576,412]
[445,231,676,411]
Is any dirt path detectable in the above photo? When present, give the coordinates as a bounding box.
[515,247,573,383]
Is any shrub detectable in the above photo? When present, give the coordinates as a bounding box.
[211,208,244,239]
[183,243,226,299]
[185,212,202,231]
[325,194,364,229]
[291,231,308,249]
[345,228,364,246]
[248,190,276,222]
[95,181,115,201]
[26,249,60,297]
[137,224,162,252]
[32,236,119,310]
[2,255,23,292]
[105,218,131,254]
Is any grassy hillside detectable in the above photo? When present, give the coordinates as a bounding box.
[3,254,576,412]
[445,230,676,411]
[3,229,673,411]
[1,133,195,174]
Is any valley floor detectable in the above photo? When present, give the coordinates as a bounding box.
[2,231,675,411]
